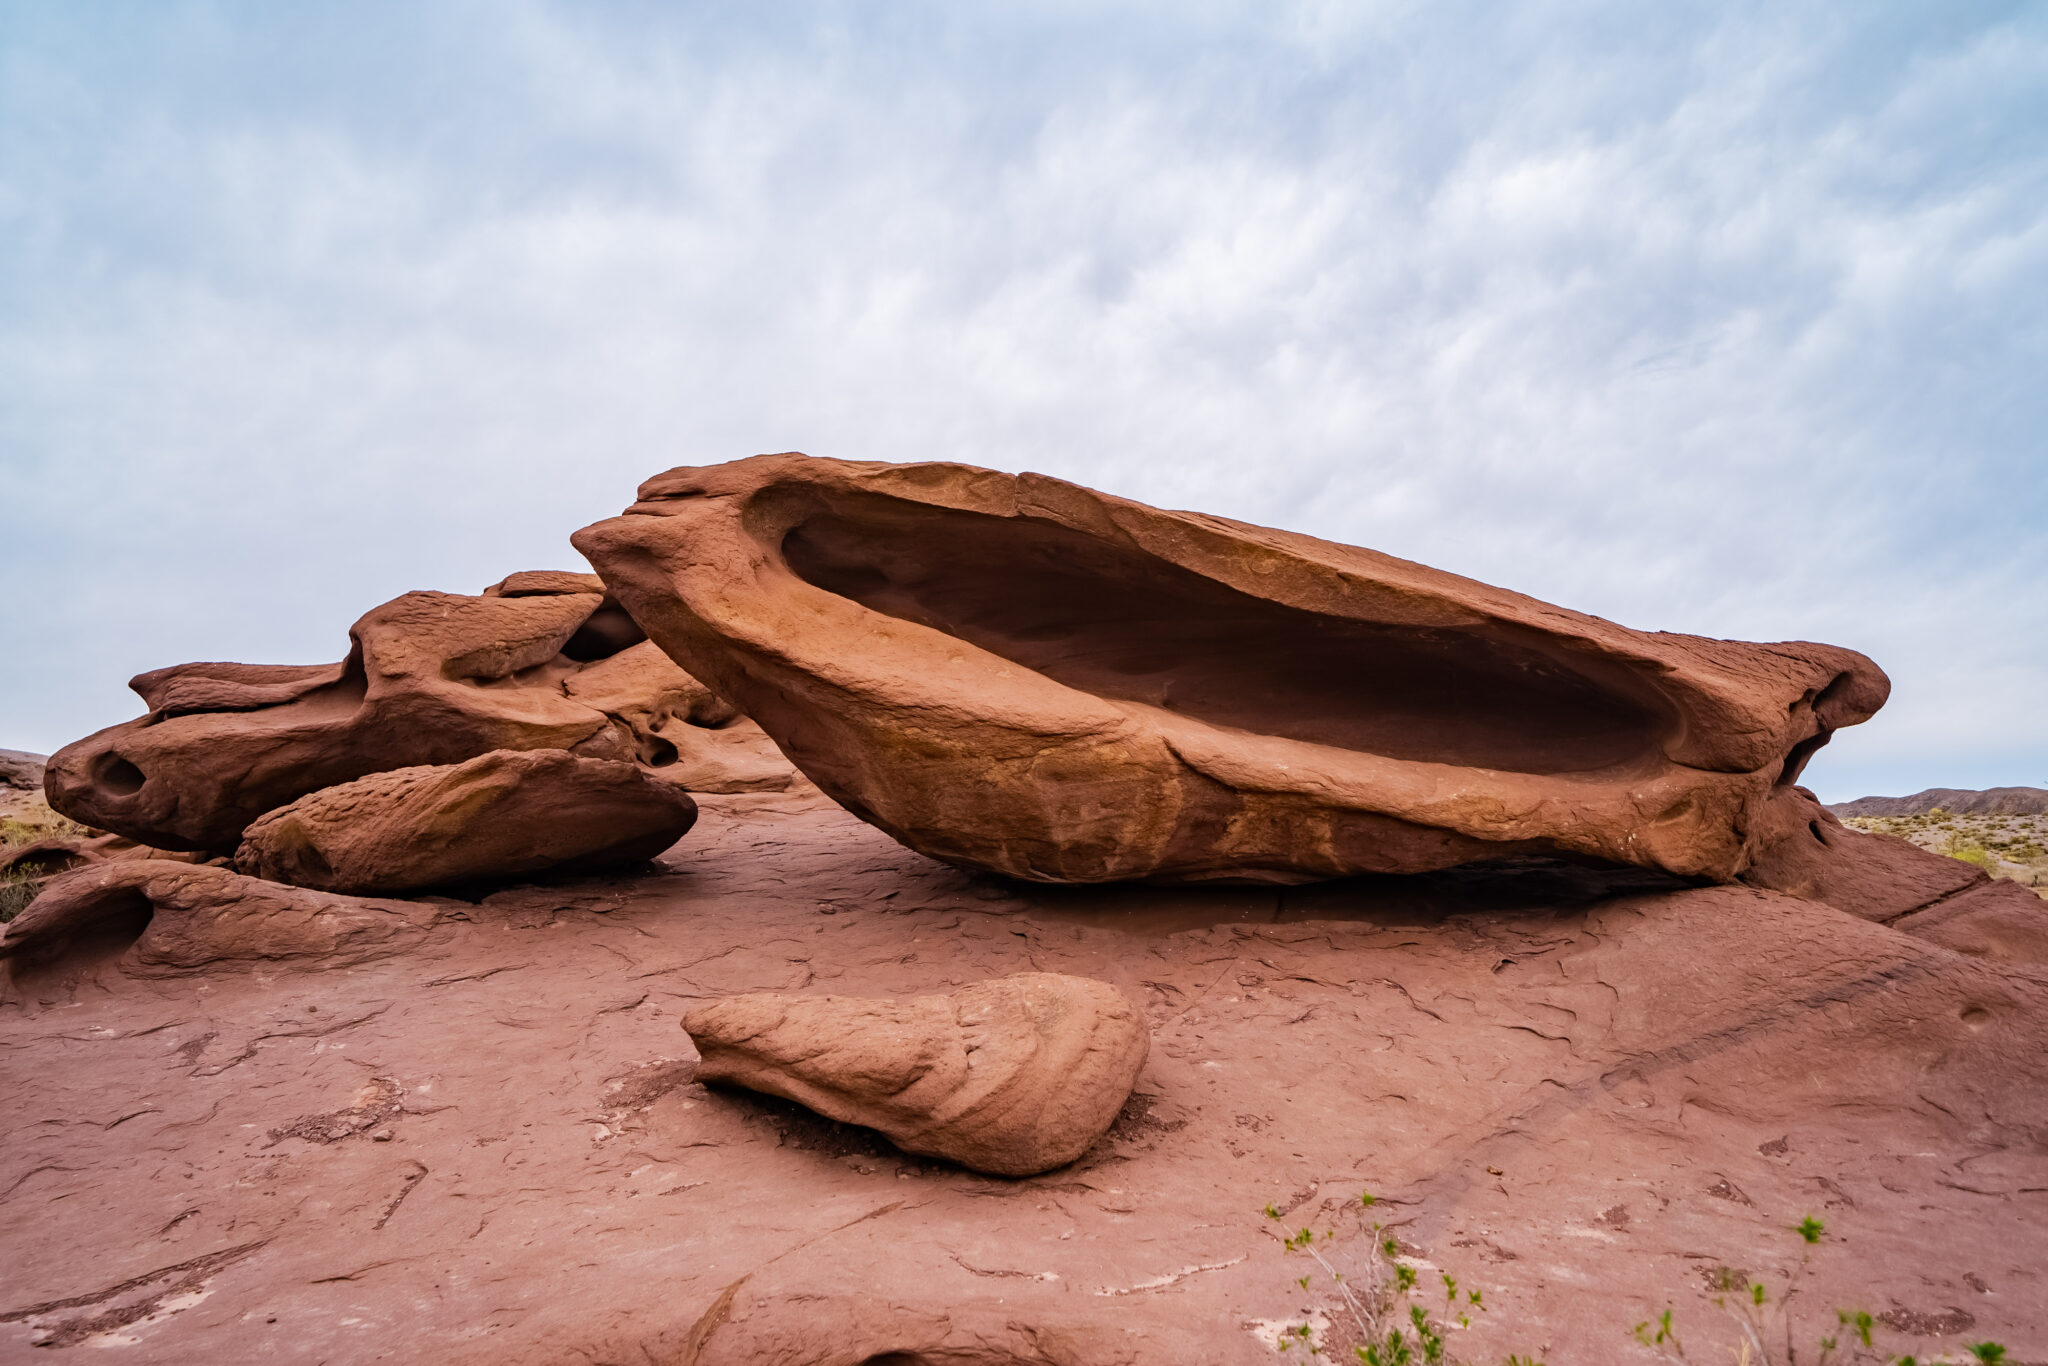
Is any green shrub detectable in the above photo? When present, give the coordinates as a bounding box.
[0,867,41,923]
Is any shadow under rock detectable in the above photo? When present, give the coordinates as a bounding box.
[994,857,1699,936]
[700,1083,1184,1183]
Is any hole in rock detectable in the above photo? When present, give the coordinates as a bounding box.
[562,604,647,662]
[640,735,680,767]
[782,494,1678,776]
[7,887,154,988]
[92,753,146,797]
[1777,730,1831,788]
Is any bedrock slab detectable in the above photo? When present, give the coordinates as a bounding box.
[574,453,1888,884]
[0,794,2042,1364]
[686,972,1148,1176]
[43,571,795,854]
[234,749,698,895]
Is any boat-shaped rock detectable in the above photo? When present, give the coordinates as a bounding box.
[573,453,1888,884]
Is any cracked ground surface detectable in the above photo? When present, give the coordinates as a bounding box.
[3,791,2045,1363]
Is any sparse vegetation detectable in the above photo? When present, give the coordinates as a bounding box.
[0,806,86,923]
[1258,1200,2010,1366]
[1633,1216,2006,1366]
[1,812,88,848]
[1262,1191,1520,1364]
[1841,809,2048,897]
[0,866,40,922]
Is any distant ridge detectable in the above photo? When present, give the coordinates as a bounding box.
[1829,786,2048,817]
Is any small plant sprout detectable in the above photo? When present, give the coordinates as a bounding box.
[1967,1345,2007,1365]
[1259,1191,1535,1364]
[1634,1308,1682,1354]
[1628,1219,1936,1366]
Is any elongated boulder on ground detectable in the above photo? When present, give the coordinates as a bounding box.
[234,749,698,894]
[684,972,1149,1177]
[0,861,442,987]
[573,453,1889,884]
[44,571,796,854]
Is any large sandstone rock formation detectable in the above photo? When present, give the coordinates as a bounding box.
[43,571,795,854]
[685,972,1150,1176]
[234,749,699,895]
[573,453,1888,884]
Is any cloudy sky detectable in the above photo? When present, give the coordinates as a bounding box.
[3,1,2043,802]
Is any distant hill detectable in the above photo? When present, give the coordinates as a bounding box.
[1829,786,2048,817]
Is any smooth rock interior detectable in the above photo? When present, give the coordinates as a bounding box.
[782,490,1680,776]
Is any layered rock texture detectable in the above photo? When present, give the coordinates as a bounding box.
[575,453,1888,884]
[234,750,699,895]
[685,972,1149,1176]
[0,860,440,984]
[2,791,2044,1363]
[43,571,793,855]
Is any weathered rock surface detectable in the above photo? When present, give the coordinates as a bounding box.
[1830,785,2048,817]
[43,572,796,853]
[574,453,1888,885]
[0,833,208,879]
[0,748,58,828]
[686,972,1148,1176]
[1738,785,1986,920]
[0,860,440,985]
[235,749,699,894]
[0,748,45,791]
[1,793,2043,1363]
[1891,876,2048,965]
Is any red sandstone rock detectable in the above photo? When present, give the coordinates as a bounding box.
[0,833,208,879]
[574,453,1888,884]
[44,573,796,853]
[234,750,698,895]
[1738,785,1985,920]
[2,795,2040,1361]
[0,860,440,987]
[685,972,1149,1177]
[1892,877,2048,965]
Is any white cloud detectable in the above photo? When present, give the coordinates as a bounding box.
[2,0,2043,800]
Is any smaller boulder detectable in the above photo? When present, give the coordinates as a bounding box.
[235,749,697,895]
[683,972,1149,1177]
[0,748,46,791]
[1,861,441,983]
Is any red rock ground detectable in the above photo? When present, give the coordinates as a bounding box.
[3,793,2044,1363]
